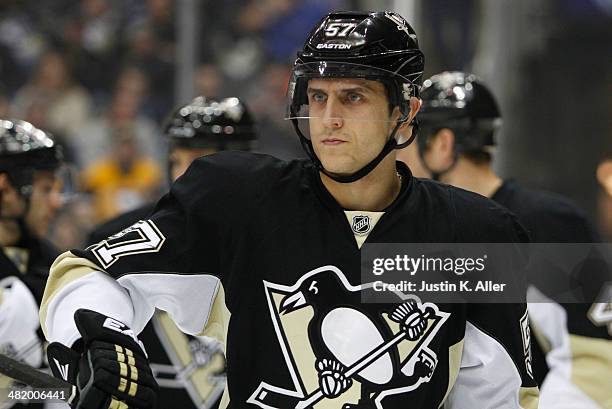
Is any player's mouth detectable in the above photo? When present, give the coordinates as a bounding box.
[321,138,347,146]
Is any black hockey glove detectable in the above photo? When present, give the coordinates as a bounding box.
[47,309,158,409]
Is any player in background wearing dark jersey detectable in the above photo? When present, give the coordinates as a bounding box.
[0,119,63,408]
[409,71,612,409]
[41,11,539,409]
[87,96,257,409]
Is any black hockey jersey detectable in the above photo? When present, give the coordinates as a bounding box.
[87,204,225,409]
[42,152,538,409]
[87,203,156,246]
[1,236,58,304]
[493,179,612,408]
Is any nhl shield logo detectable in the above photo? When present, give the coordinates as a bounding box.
[352,215,371,236]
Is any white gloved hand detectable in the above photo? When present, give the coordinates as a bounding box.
[0,276,43,367]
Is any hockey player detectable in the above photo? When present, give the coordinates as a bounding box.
[42,12,538,409]
[413,71,611,409]
[86,96,257,409]
[0,119,63,408]
[87,96,257,243]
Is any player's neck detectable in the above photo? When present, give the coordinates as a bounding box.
[0,220,20,247]
[320,157,401,211]
[442,158,502,198]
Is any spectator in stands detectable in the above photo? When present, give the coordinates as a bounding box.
[72,66,164,168]
[194,63,223,98]
[124,22,174,122]
[81,125,162,223]
[12,50,92,141]
[63,0,123,96]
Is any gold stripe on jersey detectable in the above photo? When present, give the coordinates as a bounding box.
[570,334,612,408]
[529,319,552,354]
[40,251,105,337]
[519,386,539,409]
[197,282,229,407]
[438,340,464,408]
[155,310,226,407]
[196,282,230,344]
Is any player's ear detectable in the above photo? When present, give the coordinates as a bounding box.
[396,97,421,133]
[408,96,421,121]
[0,173,10,192]
[430,128,455,162]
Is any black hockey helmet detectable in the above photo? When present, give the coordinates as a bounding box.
[0,119,62,198]
[417,71,501,157]
[287,10,424,183]
[163,96,257,151]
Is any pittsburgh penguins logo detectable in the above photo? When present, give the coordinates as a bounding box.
[351,215,371,236]
[248,266,449,409]
[150,312,225,408]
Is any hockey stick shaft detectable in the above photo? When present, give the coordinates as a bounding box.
[0,353,75,402]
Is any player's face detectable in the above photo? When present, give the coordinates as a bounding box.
[307,78,400,175]
[420,129,455,174]
[0,173,25,219]
[169,147,217,181]
[25,171,62,238]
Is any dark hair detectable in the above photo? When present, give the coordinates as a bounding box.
[463,150,493,165]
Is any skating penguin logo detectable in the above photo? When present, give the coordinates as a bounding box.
[248,266,449,409]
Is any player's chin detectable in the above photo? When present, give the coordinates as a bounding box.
[318,155,360,176]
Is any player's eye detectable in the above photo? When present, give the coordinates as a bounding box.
[310,92,326,103]
[347,92,363,103]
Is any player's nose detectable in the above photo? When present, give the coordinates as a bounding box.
[322,97,344,129]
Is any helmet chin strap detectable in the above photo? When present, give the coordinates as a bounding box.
[292,115,417,183]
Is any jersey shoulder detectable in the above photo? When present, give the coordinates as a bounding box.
[188,151,306,180]
[414,179,528,244]
[177,151,309,202]
[494,181,599,243]
[87,203,157,245]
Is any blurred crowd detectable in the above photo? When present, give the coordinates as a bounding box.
[0,0,347,249]
[1,0,611,249]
